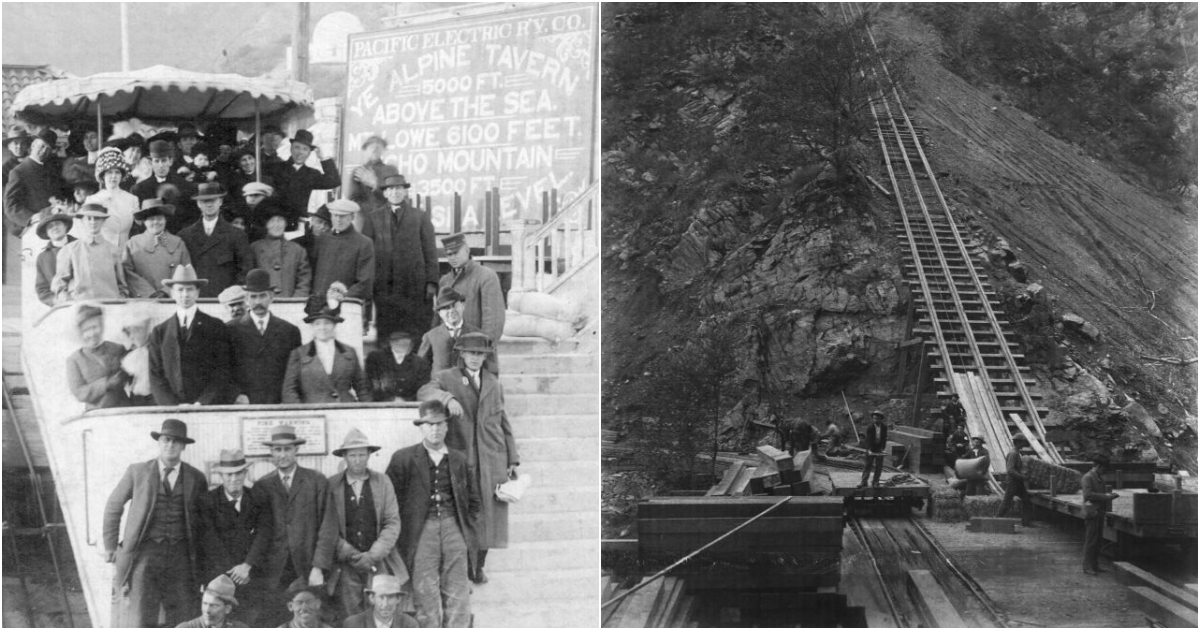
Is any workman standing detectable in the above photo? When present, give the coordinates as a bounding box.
[1081,455,1119,575]
[857,410,888,488]
[996,436,1034,527]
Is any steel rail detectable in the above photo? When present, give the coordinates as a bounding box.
[847,517,908,627]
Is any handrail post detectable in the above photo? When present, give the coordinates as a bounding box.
[506,218,540,291]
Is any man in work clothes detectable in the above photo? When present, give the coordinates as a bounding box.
[438,232,506,355]
[227,269,302,405]
[857,410,888,488]
[255,425,334,627]
[385,401,479,628]
[1081,455,1119,575]
[175,575,247,628]
[342,574,419,628]
[148,264,234,405]
[103,419,207,628]
[997,436,1033,527]
[360,174,439,342]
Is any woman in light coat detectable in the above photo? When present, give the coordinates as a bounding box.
[122,198,192,298]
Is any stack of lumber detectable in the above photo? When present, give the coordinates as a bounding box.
[1059,460,1157,489]
[1114,561,1198,628]
[889,425,944,473]
[706,447,815,497]
[1023,457,1083,494]
[602,429,636,469]
[950,372,1012,474]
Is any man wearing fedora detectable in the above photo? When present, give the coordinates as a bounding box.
[176,575,247,628]
[272,129,341,231]
[103,419,207,627]
[361,174,439,342]
[4,128,64,234]
[228,269,303,404]
[342,574,419,628]
[314,429,408,618]
[197,449,275,626]
[311,199,375,306]
[34,211,75,306]
[256,425,335,627]
[348,135,398,211]
[51,202,130,302]
[418,287,497,375]
[282,303,372,404]
[149,264,235,405]
[133,137,198,233]
[251,200,312,298]
[386,400,479,627]
[438,232,506,351]
[179,182,254,298]
[418,333,518,585]
[123,198,193,298]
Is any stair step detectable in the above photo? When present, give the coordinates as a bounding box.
[511,484,596,514]
[518,460,599,487]
[485,538,599,572]
[511,509,600,542]
[513,415,599,439]
[471,566,599,604]
[507,393,599,416]
[517,436,598,462]
[500,372,596,395]
[499,335,581,354]
[504,353,596,374]
[472,582,599,627]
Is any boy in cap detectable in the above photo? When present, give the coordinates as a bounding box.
[272,129,341,231]
[148,264,235,405]
[349,135,398,210]
[176,575,247,628]
[34,212,75,305]
[251,200,312,297]
[314,429,408,618]
[311,199,375,305]
[343,574,419,628]
[122,198,192,298]
[228,269,302,405]
[178,182,254,297]
[385,401,479,628]
[218,285,248,322]
[103,419,207,627]
[51,203,130,302]
[361,173,439,341]
[418,286,496,374]
[196,449,274,626]
[366,329,432,402]
[857,410,889,488]
[438,232,505,348]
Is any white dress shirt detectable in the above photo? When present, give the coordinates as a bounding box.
[177,305,199,329]
[315,338,336,375]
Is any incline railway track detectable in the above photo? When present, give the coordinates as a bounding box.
[839,3,1061,476]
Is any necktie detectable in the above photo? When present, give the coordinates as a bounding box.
[162,466,174,494]
[258,319,266,335]
[283,475,292,491]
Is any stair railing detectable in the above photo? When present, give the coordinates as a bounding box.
[508,181,599,293]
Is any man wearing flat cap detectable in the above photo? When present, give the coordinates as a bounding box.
[438,232,506,353]
[251,199,312,298]
[179,182,254,297]
[270,129,341,231]
[103,419,207,627]
[386,401,479,627]
[361,174,439,341]
[311,199,375,305]
[256,425,335,627]
[197,449,274,626]
[133,136,198,233]
[51,203,130,301]
[418,333,518,585]
[314,429,408,618]
[34,212,75,306]
[228,269,302,404]
[348,135,398,211]
[4,128,64,234]
[149,264,235,405]
[176,575,247,628]
[123,198,193,298]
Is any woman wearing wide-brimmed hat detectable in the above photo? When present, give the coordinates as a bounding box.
[86,146,139,251]
[122,197,192,298]
[33,212,75,306]
[281,303,371,404]
[51,202,130,302]
[66,303,130,410]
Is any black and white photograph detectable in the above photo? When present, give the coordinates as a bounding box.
[600,3,1197,627]
[3,2,598,627]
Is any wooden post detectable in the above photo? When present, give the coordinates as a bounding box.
[452,193,462,234]
[910,347,928,427]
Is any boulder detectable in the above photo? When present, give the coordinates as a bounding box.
[1080,321,1101,341]
[1023,283,1044,298]
[1061,313,1086,328]
[1121,401,1162,438]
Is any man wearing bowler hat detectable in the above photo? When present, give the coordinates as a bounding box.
[314,429,408,618]
[228,269,302,404]
[51,202,130,301]
[386,401,479,627]
[176,575,247,628]
[149,264,235,405]
[196,449,274,626]
[179,182,254,297]
[4,128,64,233]
[123,198,192,298]
[437,232,505,350]
[33,211,75,306]
[348,135,398,211]
[361,174,439,341]
[272,129,341,231]
[418,333,518,585]
[251,200,312,298]
[103,419,207,627]
[256,425,335,627]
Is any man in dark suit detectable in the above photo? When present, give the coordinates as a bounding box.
[341,575,418,628]
[437,232,505,347]
[132,138,198,233]
[857,410,889,488]
[269,129,341,231]
[360,174,439,341]
[197,449,274,627]
[149,264,234,405]
[3,128,63,233]
[385,400,479,628]
[103,419,207,628]
[178,182,254,298]
[229,269,302,404]
[255,425,334,627]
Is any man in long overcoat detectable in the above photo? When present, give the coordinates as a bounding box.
[417,333,517,584]
[254,425,334,627]
[418,287,496,374]
[149,264,234,405]
[178,183,253,298]
[103,419,207,628]
[3,128,63,233]
[347,135,398,212]
[437,232,505,345]
[311,199,375,303]
[360,174,438,341]
[228,270,302,404]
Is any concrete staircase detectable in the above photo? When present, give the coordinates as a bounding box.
[471,336,599,628]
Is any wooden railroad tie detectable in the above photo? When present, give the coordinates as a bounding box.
[965,517,1020,534]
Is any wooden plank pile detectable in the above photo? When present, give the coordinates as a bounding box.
[1058,460,1157,489]
[705,447,816,498]
[1114,561,1198,628]
[889,424,945,473]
